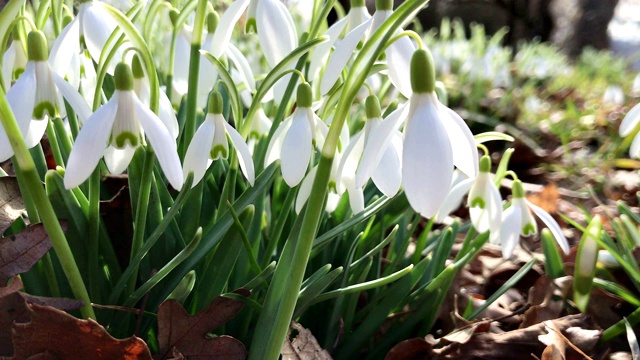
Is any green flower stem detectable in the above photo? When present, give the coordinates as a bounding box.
[124,149,155,297]
[0,87,94,319]
[88,168,101,301]
[45,120,64,168]
[41,252,61,297]
[50,0,62,35]
[249,1,429,357]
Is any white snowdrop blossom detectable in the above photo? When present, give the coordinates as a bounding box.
[467,156,502,243]
[265,83,328,187]
[499,179,570,259]
[0,31,91,162]
[337,95,402,199]
[603,85,624,105]
[401,49,478,217]
[2,37,27,89]
[182,91,255,188]
[64,63,183,190]
[619,101,640,158]
[50,0,127,76]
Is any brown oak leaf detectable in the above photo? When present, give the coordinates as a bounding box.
[0,224,54,284]
[8,302,152,360]
[155,289,249,360]
[282,322,332,360]
[0,176,24,232]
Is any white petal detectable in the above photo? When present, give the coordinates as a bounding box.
[620,103,640,136]
[256,0,297,68]
[402,97,453,217]
[53,73,92,124]
[49,16,80,77]
[630,133,640,159]
[281,109,313,187]
[468,173,492,232]
[371,133,402,197]
[386,35,415,98]
[295,166,316,214]
[356,103,408,188]
[435,177,474,223]
[500,204,522,258]
[225,122,255,186]
[23,118,49,149]
[438,101,479,177]
[82,2,122,74]
[0,119,14,162]
[265,116,292,166]
[3,42,16,89]
[183,117,215,187]
[312,113,329,149]
[336,130,364,194]
[104,145,136,174]
[135,98,184,190]
[172,34,191,97]
[320,18,372,95]
[347,6,371,31]
[7,62,37,136]
[158,90,179,138]
[227,43,256,91]
[515,197,537,236]
[346,183,364,214]
[307,17,346,82]
[527,199,570,255]
[64,99,118,189]
[211,0,251,58]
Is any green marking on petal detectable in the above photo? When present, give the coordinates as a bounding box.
[470,197,485,209]
[328,180,337,192]
[210,144,228,160]
[33,102,56,119]
[13,68,24,80]
[114,131,139,148]
[522,223,536,236]
[245,18,257,33]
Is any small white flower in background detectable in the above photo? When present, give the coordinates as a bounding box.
[401,48,478,218]
[50,0,128,76]
[182,91,255,188]
[2,35,27,89]
[337,95,402,200]
[603,85,624,105]
[467,155,502,243]
[64,62,183,190]
[434,170,475,223]
[265,82,328,187]
[632,73,640,97]
[499,179,570,259]
[131,55,179,139]
[619,101,640,158]
[0,31,91,162]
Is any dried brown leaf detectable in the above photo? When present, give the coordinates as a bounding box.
[385,338,432,360]
[526,183,560,214]
[0,224,53,284]
[0,279,29,356]
[155,289,249,360]
[9,303,152,360]
[0,177,24,232]
[539,321,567,359]
[282,322,332,360]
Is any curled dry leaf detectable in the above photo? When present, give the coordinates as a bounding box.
[0,224,54,284]
[155,289,250,360]
[0,176,24,232]
[282,321,332,360]
[9,303,152,360]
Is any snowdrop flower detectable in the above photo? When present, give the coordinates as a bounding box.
[131,55,178,139]
[632,73,640,97]
[434,170,475,223]
[337,95,402,198]
[2,36,27,89]
[467,155,502,243]
[0,31,91,162]
[499,179,570,259]
[64,62,183,190]
[182,91,255,187]
[401,49,478,217]
[265,82,328,187]
[603,85,624,105]
[50,0,127,75]
[619,101,640,158]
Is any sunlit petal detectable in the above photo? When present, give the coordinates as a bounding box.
[295,166,317,214]
[386,35,415,98]
[49,16,80,77]
[225,122,255,186]
[631,133,640,159]
[308,17,347,82]
[183,117,215,187]
[371,133,402,197]
[82,2,123,74]
[439,101,479,177]
[281,109,313,187]
[104,145,136,174]
[500,204,522,258]
[527,199,570,255]
[265,116,292,166]
[402,98,453,217]
[435,176,474,223]
[320,18,372,95]
[256,0,297,68]
[135,98,183,190]
[53,73,92,124]
[64,99,118,189]
[211,0,251,58]
[6,62,37,136]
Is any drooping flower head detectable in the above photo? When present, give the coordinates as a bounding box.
[467,155,502,243]
[0,31,90,162]
[182,90,255,187]
[265,82,328,187]
[64,62,183,190]
[402,48,478,217]
[499,179,570,259]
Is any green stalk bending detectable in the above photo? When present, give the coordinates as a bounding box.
[0,86,95,319]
